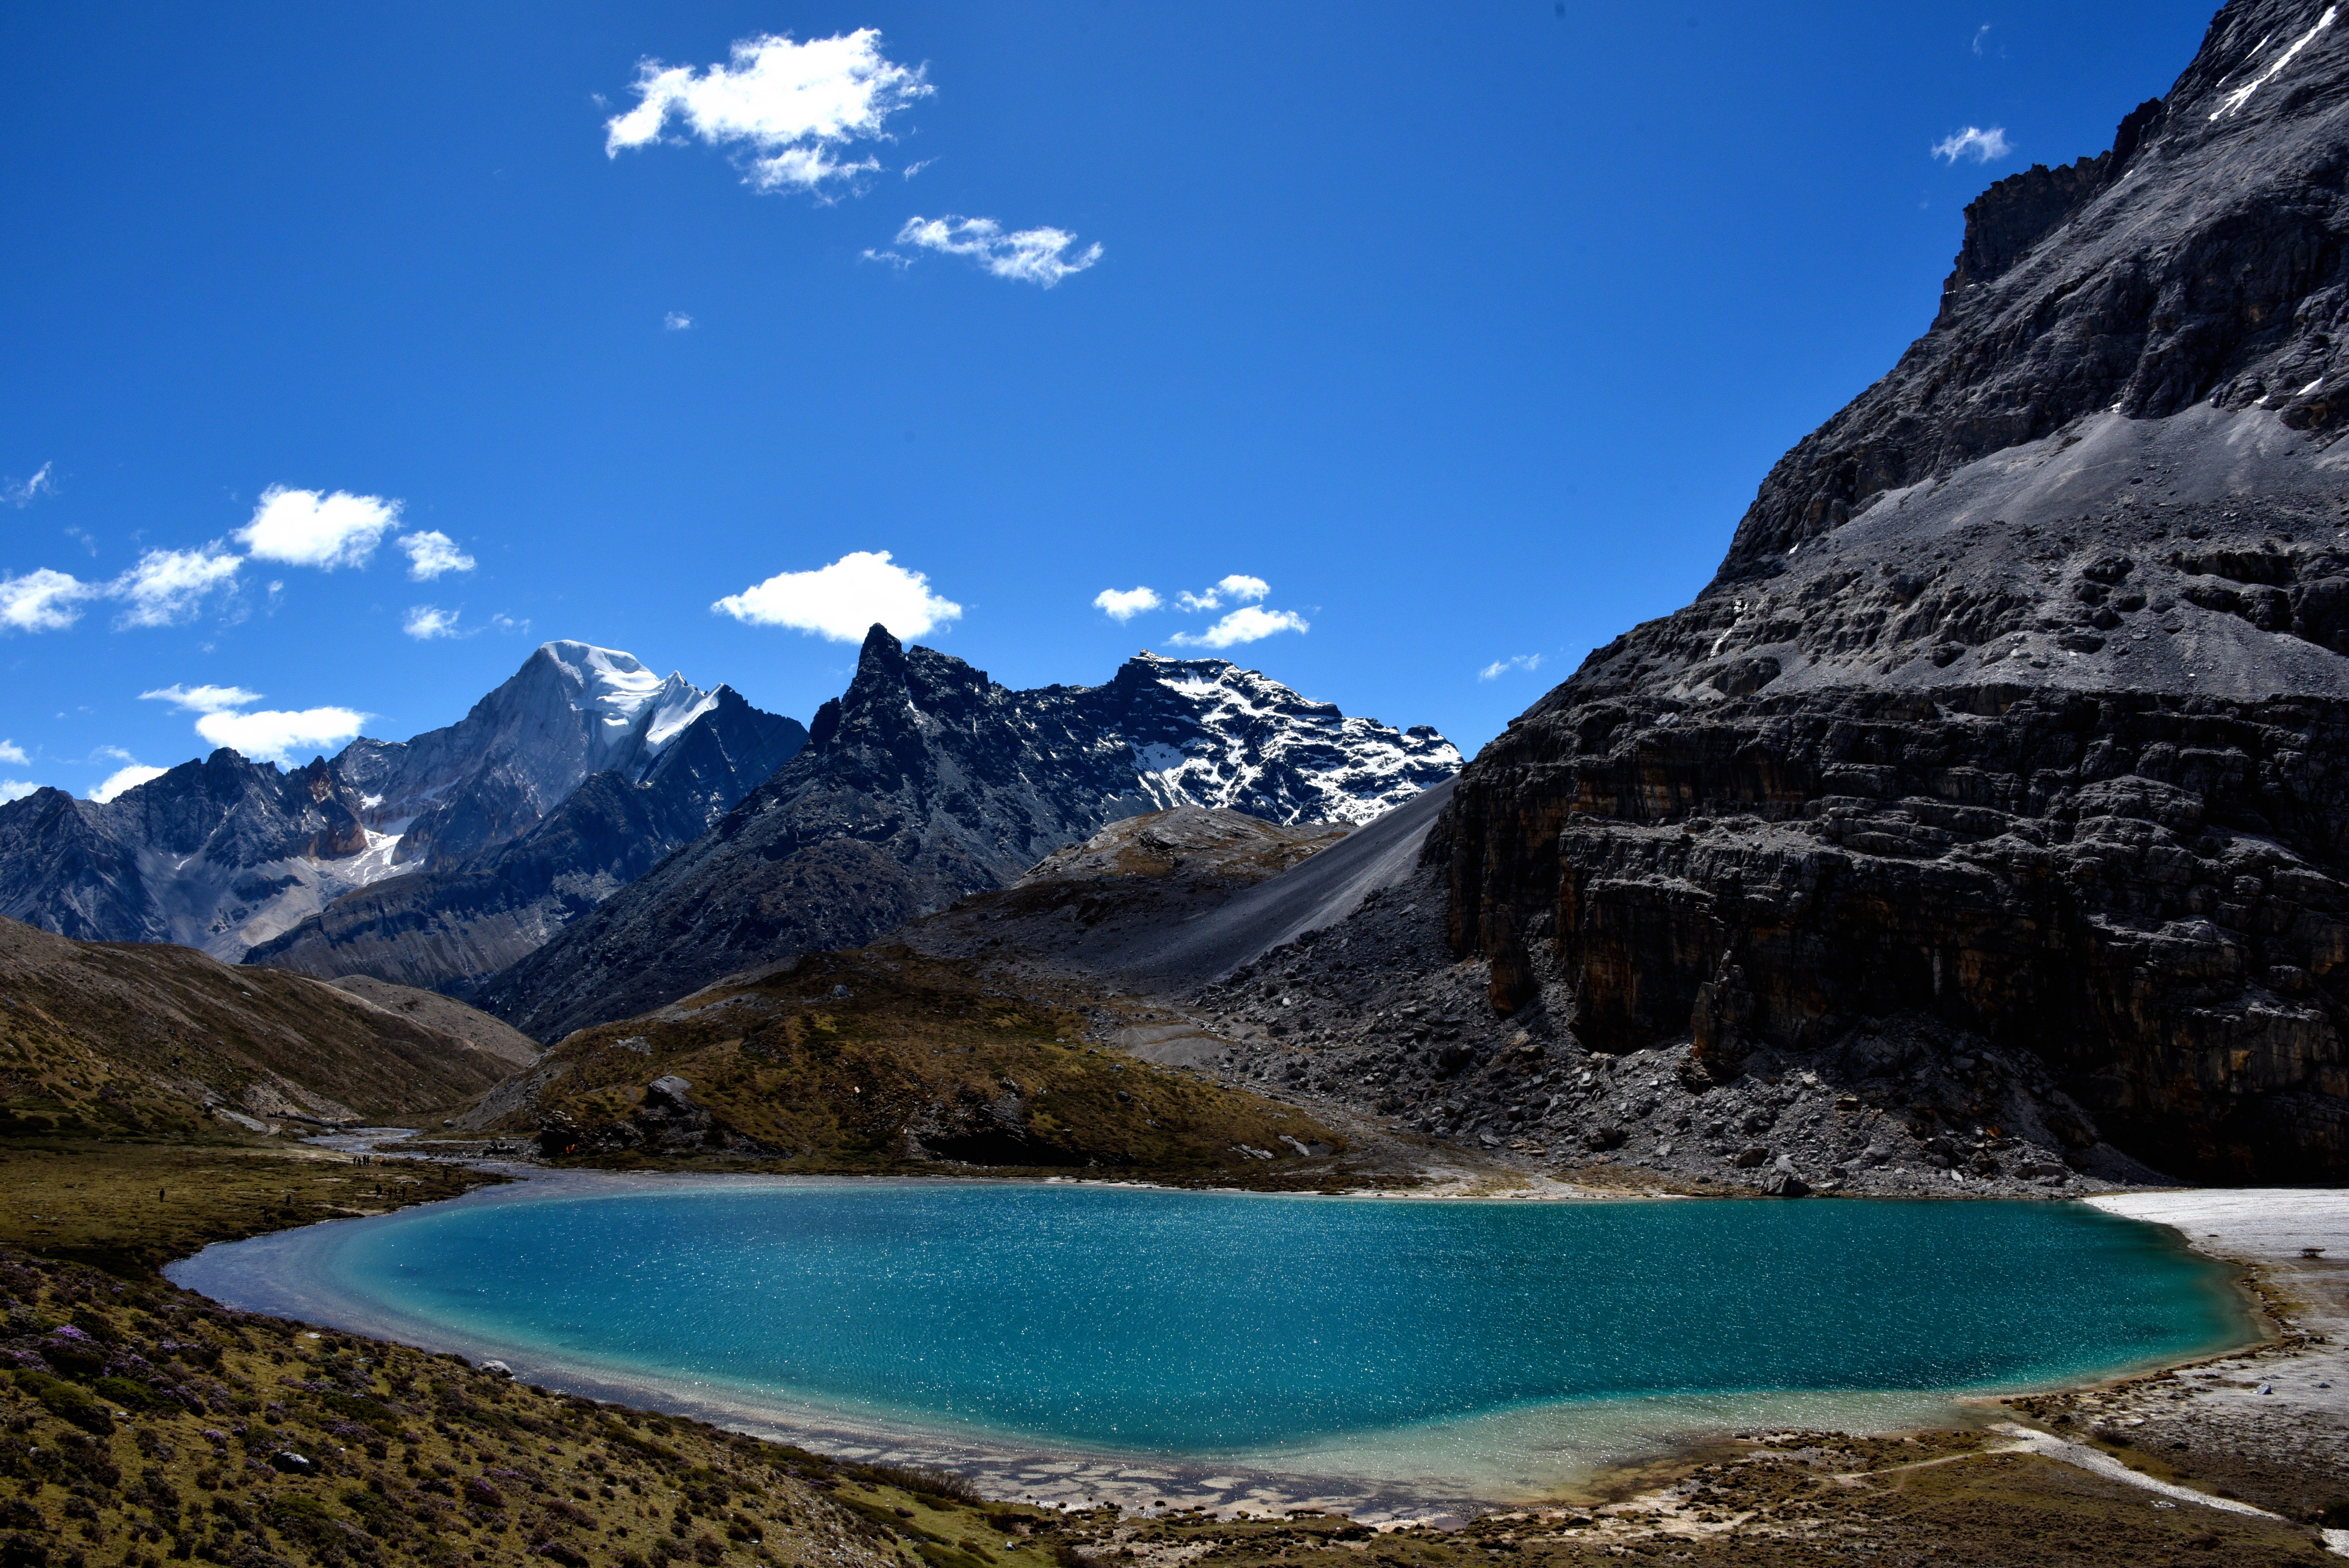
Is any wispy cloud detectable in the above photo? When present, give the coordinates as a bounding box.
[0,568,100,633]
[398,530,475,581]
[894,216,1101,287]
[1931,125,2012,164]
[605,30,931,196]
[1093,586,1162,622]
[140,683,263,714]
[194,706,368,764]
[490,613,531,634]
[1477,653,1544,682]
[4,462,54,508]
[1169,605,1310,650]
[714,549,961,640]
[2,549,240,634]
[237,486,402,569]
[1177,575,1270,613]
[135,677,359,766]
[114,546,241,627]
[1971,24,1991,56]
[403,605,466,640]
[90,762,167,803]
[902,159,934,180]
[663,311,694,331]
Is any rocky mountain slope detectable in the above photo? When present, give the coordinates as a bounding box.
[0,752,376,958]
[0,643,803,969]
[1430,0,2349,1182]
[466,944,1347,1179]
[244,685,806,991]
[478,626,1460,1042]
[0,915,522,1134]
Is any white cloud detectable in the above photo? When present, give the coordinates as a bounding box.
[1093,586,1162,622]
[0,568,100,633]
[90,763,167,803]
[664,311,694,331]
[859,248,913,271]
[5,462,54,508]
[114,546,241,627]
[713,549,961,640]
[404,605,465,640]
[902,159,934,180]
[0,779,37,804]
[236,485,402,568]
[1931,125,2012,164]
[140,683,262,714]
[1971,24,1990,55]
[1169,606,1310,649]
[605,30,931,195]
[1478,653,1545,682]
[895,216,1102,287]
[1176,574,1271,613]
[194,706,367,763]
[0,739,26,765]
[490,613,531,634]
[398,530,475,580]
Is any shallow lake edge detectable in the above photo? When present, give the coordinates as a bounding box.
[162,1166,2271,1519]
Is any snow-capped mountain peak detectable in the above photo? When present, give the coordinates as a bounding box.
[1114,652,1461,825]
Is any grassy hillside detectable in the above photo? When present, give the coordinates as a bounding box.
[0,916,519,1135]
[0,1245,1069,1568]
[471,946,1347,1184]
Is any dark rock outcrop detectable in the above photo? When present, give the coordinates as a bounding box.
[1436,0,2349,1183]
[480,627,1459,1042]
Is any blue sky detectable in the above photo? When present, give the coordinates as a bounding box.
[2,1,2218,800]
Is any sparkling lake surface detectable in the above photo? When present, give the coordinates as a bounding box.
[171,1177,2246,1492]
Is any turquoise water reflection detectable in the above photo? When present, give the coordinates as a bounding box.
[180,1181,2240,1456]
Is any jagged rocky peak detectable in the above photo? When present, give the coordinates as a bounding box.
[1108,652,1460,824]
[331,640,723,844]
[0,748,380,957]
[475,624,1461,1042]
[1433,0,2349,1183]
[802,624,1460,826]
[0,638,805,968]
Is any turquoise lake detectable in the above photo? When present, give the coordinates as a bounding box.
[169,1178,2246,1496]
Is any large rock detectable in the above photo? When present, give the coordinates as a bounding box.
[1436,0,2349,1183]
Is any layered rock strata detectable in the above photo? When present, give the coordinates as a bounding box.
[1437,0,2349,1181]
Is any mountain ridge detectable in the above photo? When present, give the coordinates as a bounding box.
[477,625,1461,1042]
[0,641,804,970]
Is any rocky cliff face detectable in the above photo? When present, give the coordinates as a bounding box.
[479,626,1460,1042]
[1437,0,2349,1182]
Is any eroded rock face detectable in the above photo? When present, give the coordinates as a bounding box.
[1437,0,2349,1182]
